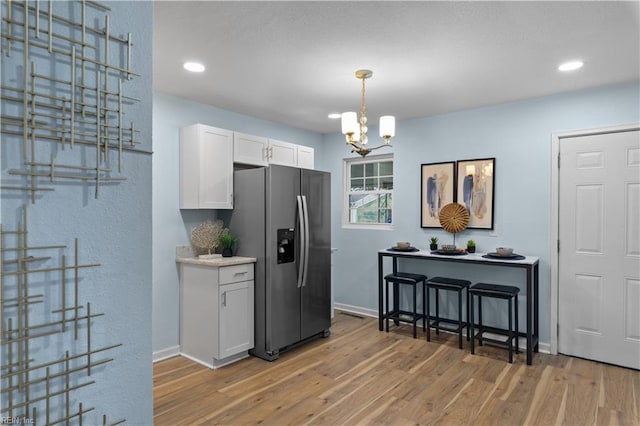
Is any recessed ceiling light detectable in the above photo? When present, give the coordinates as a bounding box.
[183,62,205,73]
[328,113,341,119]
[558,60,584,72]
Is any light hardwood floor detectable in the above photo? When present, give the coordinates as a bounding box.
[154,312,640,425]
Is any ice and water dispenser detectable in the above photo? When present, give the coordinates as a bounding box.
[277,228,295,264]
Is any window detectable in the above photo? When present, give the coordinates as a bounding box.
[343,154,393,228]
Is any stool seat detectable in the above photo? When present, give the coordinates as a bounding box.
[470,283,520,298]
[385,272,428,284]
[427,276,471,289]
[384,273,427,338]
[425,277,471,349]
[469,282,520,363]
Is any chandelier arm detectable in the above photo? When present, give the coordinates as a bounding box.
[367,143,392,151]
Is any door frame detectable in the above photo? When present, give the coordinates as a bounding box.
[550,123,640,355]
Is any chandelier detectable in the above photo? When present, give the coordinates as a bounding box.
[341,69,395,157]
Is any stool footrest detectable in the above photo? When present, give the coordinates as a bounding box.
[428,317,468,330]
[473,331,520,353]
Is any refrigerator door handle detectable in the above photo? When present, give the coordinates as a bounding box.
[301,195,310,287]
[296,195,306,288]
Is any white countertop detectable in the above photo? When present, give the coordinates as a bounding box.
[379,248,539,265]
[176,256,256,267]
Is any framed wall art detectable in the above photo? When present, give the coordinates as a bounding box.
[456,157,495,229]
[421,161,456,228]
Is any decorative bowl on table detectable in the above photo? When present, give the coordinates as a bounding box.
[396,241,411,250]
[496,247,514,256]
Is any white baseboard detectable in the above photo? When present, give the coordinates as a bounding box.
[538,342,550,354]
[334,303,378,319]
[152,345,180,363]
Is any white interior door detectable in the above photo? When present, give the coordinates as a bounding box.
[558,129,640,369]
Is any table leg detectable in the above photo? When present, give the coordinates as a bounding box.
[378,252,384,331]
[526,265,533,365]
[534,263,539,352]
[393,257,399,325]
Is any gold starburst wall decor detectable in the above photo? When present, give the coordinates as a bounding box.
[439,202,470,234]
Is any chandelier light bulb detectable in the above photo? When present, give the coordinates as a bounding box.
[341,112,358,135]
[379,116,395,139]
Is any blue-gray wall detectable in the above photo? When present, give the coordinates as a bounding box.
[1,1,153,423]
[152,82,639,356]
[324,81,640,346]
[152,93,324,355]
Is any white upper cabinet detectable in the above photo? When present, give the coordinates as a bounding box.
[268,139,298,167]
[233,132,268,166]
[233,133,314,169]
[180,124,234,209]
[297,144,315,170]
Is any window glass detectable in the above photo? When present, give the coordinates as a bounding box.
[344,154,393,227]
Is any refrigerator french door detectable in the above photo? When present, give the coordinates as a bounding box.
[231,165,331,361]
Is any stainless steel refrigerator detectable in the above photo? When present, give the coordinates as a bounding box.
[230,164,331,361]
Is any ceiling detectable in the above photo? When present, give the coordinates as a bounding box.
[153,1,640,134]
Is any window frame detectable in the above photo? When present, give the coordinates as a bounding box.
[342,153,394,230]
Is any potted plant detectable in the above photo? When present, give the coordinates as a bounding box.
[429,237,438,251]
[467,239,476,253]
[219,232,237,257]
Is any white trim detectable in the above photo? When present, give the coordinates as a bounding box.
[334,303,378,318]
[179,352,214,369]
[342,223,394,231]
[152,345,181,363]
[550,123,640,356]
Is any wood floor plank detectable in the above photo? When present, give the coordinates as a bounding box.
[307,368,409,425]
[153,312,640,425]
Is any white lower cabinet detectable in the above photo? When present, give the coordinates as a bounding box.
[179,261,254,369]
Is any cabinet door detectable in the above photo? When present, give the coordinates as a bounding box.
[297,145,314,169]
[180,264,219,366]
[268,139,298,167]
[199,126,234,209]
[219,280,254,359]
[179,124,233,209]
[234,132,268,166]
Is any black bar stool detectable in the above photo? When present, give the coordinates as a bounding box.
[384,272,427,338]
[425,276,471,349]
[469,283,520,363]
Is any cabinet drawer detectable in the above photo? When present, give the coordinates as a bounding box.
[220,263,254,284]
